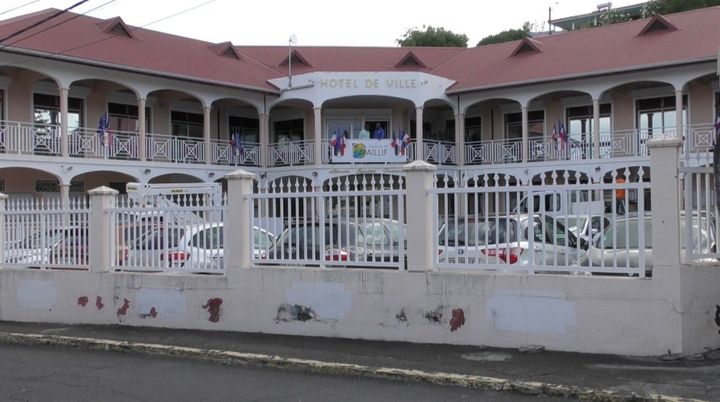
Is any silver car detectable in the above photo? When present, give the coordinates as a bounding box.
[126,223,274,271]
[437,214,584,269]
[580,214,716,269]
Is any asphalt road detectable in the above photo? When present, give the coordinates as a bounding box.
[0,344,545,402]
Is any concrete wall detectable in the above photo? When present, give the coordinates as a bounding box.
[0,265,717,356]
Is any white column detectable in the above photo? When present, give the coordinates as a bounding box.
[592,98,601,159]
[88,186,118,272]
[224,169,256,277]
[521,105,528,163]
[455,112,465,166]
[60,183,70,209]
[60,87,69,157]
[204,106,212,164]
[313,107,322,165]
[138,97,146,161]
[259,113,269,168]
[675,89,683,138]
[415,106,424,161]
[402,160,437,271]
[648,136,682,268]
[0,193,6,266]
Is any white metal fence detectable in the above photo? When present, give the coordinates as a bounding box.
[252,175,406,269]
[108,193,226,274]
[431,169,652,276]
[680,151,720,264]
[3,197,90,269]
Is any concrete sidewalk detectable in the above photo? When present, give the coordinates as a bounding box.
[0,321,716,401]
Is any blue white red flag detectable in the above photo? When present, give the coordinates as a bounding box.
[97,112,110,146]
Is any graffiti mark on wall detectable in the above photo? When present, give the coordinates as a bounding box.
[116,298,130,318]
[714,305,720,334]
[202,298,222,323]
[77,296,89,307]
[276,303,316,322]
[450,308,465,332]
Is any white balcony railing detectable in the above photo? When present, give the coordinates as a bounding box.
[464,138,523,165]
[423,139,456,165]
[69,127,140,160]
[268,140,314,166]
[146,134,205,164]
[211,139,260,166]
[0,120,60,156]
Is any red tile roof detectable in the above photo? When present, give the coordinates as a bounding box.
[0,6,718,95]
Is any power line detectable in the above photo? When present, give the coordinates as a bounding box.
[2,0,118,48]
[0,0,90,43]
[0,0,43,17]
[57,0,217,55]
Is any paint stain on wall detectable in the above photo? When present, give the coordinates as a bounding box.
[396,309,408,324]
[96,296,104,310]
[202,298,222,323]
[714,305,720,334]
[77,296,89,307]
[140,307,159,319]
[450,308,465,332]
[276,303,316,322]
[423,307,443,324]
[116,299,130,318]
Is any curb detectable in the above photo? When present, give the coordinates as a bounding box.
[0,332,705,402]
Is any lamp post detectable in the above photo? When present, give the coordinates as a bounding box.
[288,34,297,88]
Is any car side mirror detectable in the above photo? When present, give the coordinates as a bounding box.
[579,238,589,250]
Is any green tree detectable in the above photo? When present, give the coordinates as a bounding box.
[396,25,468,47]
[476,22,532,46]
[642,0,720,16]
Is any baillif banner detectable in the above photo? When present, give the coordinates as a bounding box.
[330,139,410,163]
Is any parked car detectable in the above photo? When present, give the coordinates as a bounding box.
[126,223,275,271]
[579,214,716,270]
[4,226,85,267]
[437,214,585,268]
[268,219,405,265]
[557,214,611,243]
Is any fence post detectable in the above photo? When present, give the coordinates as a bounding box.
[648,136,682,268]
[225,169,256,273]
[88,186,118,273]
[402,160,437,272]
[0,192,6,267]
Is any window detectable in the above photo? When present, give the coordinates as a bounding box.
[566,104,612,155]
[465,116,482,142]
[191,227,223,249]
[326,119,361,139]
[0,179,5,192]
[33,93,84,130]
[229,116,259,143]
[171,111,203,138]
[504,110,544,139]
[637,95,687,135]
[35,180,59,193]
[35,180,84,193]
[108,102,151,132]
[0,89,4,120]
[273,118,303,143]
[409,121,431,138]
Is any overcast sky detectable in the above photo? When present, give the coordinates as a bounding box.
[3,0,642,47]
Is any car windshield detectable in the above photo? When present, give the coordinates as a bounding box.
[280,223,359,247]
[136,227,186,250]
[564,217,588,234]
[438,219,517,247]
[600,218,651,249]
[24,229,70,248]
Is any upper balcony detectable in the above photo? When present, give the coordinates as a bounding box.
[0,120,715,169]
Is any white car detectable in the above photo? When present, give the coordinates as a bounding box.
[556,214,611,243]
[126,223,275,271]
[580,214,716,270]
[437,214,584,269]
